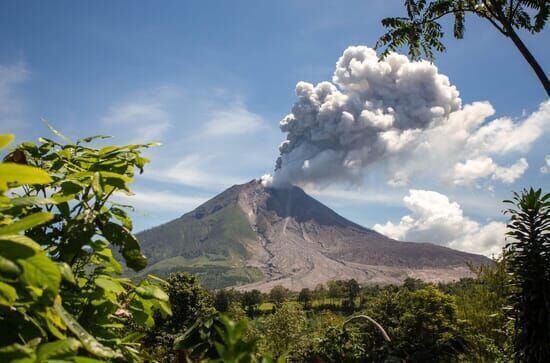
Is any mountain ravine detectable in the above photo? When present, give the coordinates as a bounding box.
[136,180,490,291]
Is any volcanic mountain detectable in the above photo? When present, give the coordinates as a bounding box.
[136,180,489,291]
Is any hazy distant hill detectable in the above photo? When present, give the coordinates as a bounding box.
[136,180,489,290]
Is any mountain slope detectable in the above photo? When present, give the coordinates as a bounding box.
[137,180,489,290]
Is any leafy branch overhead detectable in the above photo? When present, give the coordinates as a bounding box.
[377,0,550,96]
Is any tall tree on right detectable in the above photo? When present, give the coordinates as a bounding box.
[504,188,550,362]
[377,0,550,96]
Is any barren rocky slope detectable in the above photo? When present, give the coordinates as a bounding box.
[137,180,490,290]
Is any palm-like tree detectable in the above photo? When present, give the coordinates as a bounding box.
[504,188,550,362]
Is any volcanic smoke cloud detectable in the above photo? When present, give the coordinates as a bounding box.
[263,46,548,188]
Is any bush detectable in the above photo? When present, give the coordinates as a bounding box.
[0,131,170,362]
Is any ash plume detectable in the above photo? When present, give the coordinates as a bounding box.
[263,46,546,189]
[262,46,460,188]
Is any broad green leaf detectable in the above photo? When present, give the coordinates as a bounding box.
[100,222,147,271]
[0,255,21,276]
[18,253,61,294]
[54,303,123,359]
[94,276,125,294]
[135,284,169,302]
[91,172,103,196]
[0,134,14,149]
[110,207,132,230]
[0,281,17,306]
[0,234,41,260]
[10,196,58,207]
[36,338,81,360]
[0,163,52,192]
[94,246,122,274]
[57,262,76,285]
[0,212,53,235]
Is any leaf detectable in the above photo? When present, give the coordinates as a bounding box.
[43,120,73,144]
[0,234,41,260]
[94,276,125,294]
[0,255,21,277]
[77,135,111,144]
[57,262,76,285]
[100,222,147,271]
[18,253,61,294]
[135,284,169,302]
[0,281,17,306]
[10,196,58,207]
[0,212,54,235]
[36,338,82,360]
[0,134,14,149]
[54,302,123,359]
[0,163,52,192]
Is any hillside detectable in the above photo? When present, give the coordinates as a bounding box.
[136,180,490,290]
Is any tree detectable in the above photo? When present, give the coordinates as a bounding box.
[298,288,313,309]
[504,188,550,362]
[214,288,241,312]
[377,0,550,96]
[403,277,428,291]
[241,289,263,316]
[327,280,344,305]
[269,285,289,306]
[364,287,464,361]
[262,304,307,358]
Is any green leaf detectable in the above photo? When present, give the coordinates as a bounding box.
[0,163,52,192]
[0,212,54,235]
[77,135,111,144]
[135,284,169,302]
[54,302,123,359]
[43,120,73,144]
[0,234,41,260]
[10,196,58,207]
[18,253,61,294]
[94,276,125,294]
[0,281,17,306]
[57,262,76,285]
[0,255,21,277]
[36,338,82,360]
[0,134,14,149]
[100,222,147,271]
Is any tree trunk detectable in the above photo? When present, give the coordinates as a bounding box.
[503,21,550,97]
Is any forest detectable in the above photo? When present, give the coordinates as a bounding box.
[0,131,548,362]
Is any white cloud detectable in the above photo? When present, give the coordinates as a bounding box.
[541,155,550,174]
[373,189,506,256]
[101,87,181,142]
[451,156,528,185]
[0,62,29,132]
[114,189,207,212]
[202,102,265,136]
[145,153,243,189]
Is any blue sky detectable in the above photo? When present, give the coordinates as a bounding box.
[1,1,548,256]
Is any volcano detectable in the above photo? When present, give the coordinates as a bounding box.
[136,180,489,291]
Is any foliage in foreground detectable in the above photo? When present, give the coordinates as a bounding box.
[0,132,170,362]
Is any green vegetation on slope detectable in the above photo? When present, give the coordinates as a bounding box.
[137,203,263,289]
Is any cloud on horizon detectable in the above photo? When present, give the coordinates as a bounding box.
[374,189,507,256]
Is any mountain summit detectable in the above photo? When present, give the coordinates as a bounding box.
[137,180,489,290]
